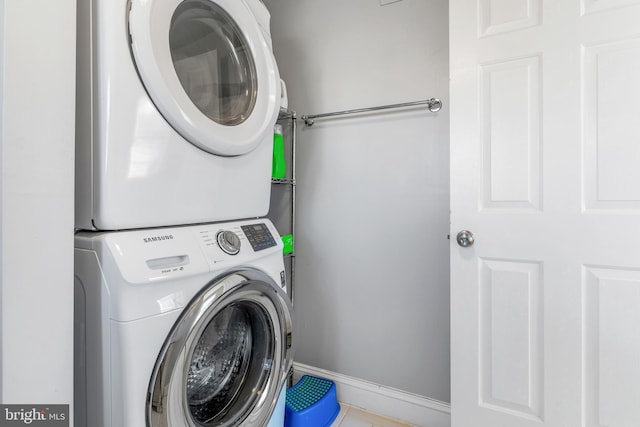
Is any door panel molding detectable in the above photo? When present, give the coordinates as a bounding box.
[479,258,544,420]
[480,55,542,212]
[478,0,542,38]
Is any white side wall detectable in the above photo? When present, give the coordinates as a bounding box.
[264,0,451,401]
[0,0,76,410]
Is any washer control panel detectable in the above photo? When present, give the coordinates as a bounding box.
[91,219,283,284]
[241,223,277,252]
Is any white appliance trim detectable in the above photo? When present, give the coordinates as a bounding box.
[292,362,451,427]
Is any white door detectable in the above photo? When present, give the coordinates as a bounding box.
[450,1,640,426]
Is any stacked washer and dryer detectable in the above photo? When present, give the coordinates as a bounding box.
[73,1,293,426]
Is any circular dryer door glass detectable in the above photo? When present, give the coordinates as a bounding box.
[186,302,273,423]
[170,1,257,126]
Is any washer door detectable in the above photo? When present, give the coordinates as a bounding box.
[147,270,293,427]
[129,0,280,156]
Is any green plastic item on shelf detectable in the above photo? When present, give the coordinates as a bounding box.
[272,124,286,179]
[281,234,294,255]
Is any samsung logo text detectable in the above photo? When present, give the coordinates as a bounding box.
[143,235,174,243]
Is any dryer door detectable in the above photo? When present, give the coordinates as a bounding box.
[128,0,280,156]
[147,270,293,427]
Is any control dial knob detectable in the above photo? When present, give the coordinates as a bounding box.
[217,230,241,255]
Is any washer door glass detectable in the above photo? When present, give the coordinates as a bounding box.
[187,302,271,423]
[129,0,280,156]
[170,1,257,126]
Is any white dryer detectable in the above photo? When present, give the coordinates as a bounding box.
[74,219,293,426]
[76,0,282,230]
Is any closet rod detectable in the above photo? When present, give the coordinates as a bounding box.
[301,98,442,126]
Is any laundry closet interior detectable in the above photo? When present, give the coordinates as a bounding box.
[1,1,451,424]
[264,0,451,410]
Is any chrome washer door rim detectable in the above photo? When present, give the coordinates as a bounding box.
[147,270,293,427]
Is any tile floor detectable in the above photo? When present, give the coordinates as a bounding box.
[330,404,415,427]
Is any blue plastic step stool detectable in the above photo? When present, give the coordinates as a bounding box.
[285,375,340,427]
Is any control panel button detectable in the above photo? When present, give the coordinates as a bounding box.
[217,230,241,255]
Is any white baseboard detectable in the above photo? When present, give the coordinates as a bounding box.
[292,363,451,427]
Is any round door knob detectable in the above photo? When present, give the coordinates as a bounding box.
[217,230,241,255]
[456,230,475,247]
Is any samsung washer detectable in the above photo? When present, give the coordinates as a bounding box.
[74,219,293,426]
[75,0,282,230]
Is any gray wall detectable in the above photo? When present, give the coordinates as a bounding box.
[264,0,451,401]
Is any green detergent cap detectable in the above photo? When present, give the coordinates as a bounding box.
[281,234,294,255]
